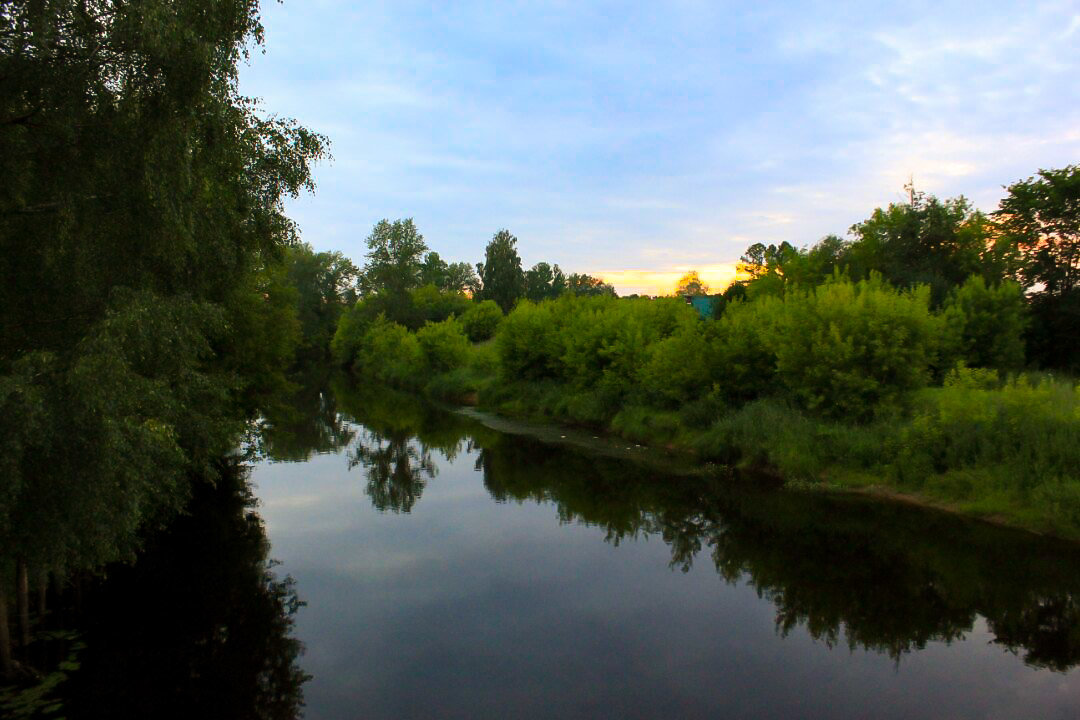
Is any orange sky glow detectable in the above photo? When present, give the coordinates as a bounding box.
[594,263,741,297]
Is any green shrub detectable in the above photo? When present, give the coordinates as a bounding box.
[897,375,1080,488]
[639,326,713,405]
[410,284,471,327]
[496,300,565,380]
[354,315,425,388]
[710,297,782,405]
[416,317,471,372]
[461,299,504,341]
[331,300,368,367]
[768,275,940,419]
[940,276,1027,372]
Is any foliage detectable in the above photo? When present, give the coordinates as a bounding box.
[710,297,781,404]
[0,0,327,609]
[420,251,479,294]
[409,284,471,328]
[675,270,709,296]
[565,273,617,297]
[476,229,525,312]
[359,219,427,299]
[846,190,990,305]
[415,318,471,373]
[524,262,567,302]
[285,243,357,362]
[1024,289,1080,371]
[766,276,940,419]
[461,300,504,341]
[495,300,566,381]
[940,276,1027,372]
[352,316,425,388]
[995,165,1080,296]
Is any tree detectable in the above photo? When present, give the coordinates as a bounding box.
[359,219,427,298]
[286,244,357,362]
[0,0,326,669]
[476,230,525,312]
[445,261,480,295]
[995,165,1080,370]
[524,262,570,301]
[995,165,1080,296]
[846,190,989,305]
[675,271,710,296]
[566,273,616,297]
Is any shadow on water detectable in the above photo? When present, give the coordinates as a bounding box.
[322,378,1080,673]
[31,463,309,720]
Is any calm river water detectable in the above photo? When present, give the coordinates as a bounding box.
[238,381,1080,719]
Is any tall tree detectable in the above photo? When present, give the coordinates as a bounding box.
[359,219,427,298]
[846,190,989,305]
[476,230,525,312]
[995,165,1080,296]
[286,244,357,362]
[0,0,326,662]
[995,165,1080,370]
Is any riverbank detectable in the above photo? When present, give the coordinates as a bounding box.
[416,367,1080,542]
[331,289,1079,542]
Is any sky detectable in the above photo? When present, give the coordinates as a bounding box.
[238,0,1080,296]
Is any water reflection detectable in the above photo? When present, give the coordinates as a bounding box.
[330,382,1080,672]
[257,377,356,462]
[59,463,309,719]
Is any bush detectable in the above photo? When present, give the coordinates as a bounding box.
[354,315,425,387]
[461,299,504,341]
[496,300,565,380]
[639,326,713,405]
[768,275,940,419]
[897,375,1080,488]
[710,297,782,405]
[410,284,471,328]
[416,317,471,373]
[940,276,1027,372]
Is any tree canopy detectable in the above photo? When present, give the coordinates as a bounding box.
[0,0,327,657]
[476,230,526,312]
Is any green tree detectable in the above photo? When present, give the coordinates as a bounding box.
[476,230,525,312]
[566,273,616,297]
[0,0,326,668]
[846,190,989,305]
[359,219,427,299]
[286,244,357,362]
[995,165,1080,370]
[525,262,558,301]
[995,165,1080,295]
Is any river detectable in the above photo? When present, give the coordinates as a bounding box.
[244,380,1080,719]
[44,379,1080,718]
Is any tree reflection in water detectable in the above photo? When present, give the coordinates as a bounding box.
[56,462,309,719]
[291,379,1080,674]
[255,376,356,463]
[349,430,436,513]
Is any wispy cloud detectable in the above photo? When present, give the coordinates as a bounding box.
[240,0,1080,281]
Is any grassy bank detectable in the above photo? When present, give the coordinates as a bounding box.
[333,287,1080,541]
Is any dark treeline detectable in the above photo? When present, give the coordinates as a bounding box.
[0,0,335,705]
[304,383,1080,673]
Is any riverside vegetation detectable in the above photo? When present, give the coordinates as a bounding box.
[3,0,1080,711]
[331,175,1080,541]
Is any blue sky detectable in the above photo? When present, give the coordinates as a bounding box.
[239,0,1080,295]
